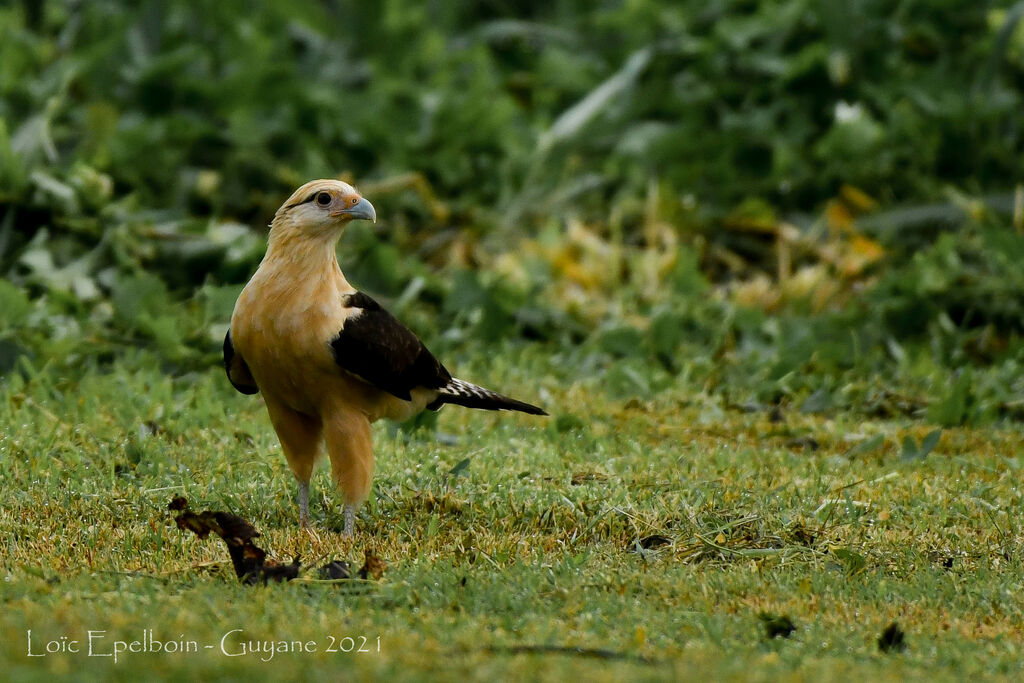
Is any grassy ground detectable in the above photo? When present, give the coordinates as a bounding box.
[1,349,1023,681]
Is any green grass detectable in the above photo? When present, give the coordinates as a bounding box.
[2,350,1023,681]
[5,2,1024,679]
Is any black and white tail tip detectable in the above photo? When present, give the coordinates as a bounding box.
[430,378,547,415]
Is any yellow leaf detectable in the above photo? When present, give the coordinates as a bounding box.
[849,234,885,259]
[825,199,854,233]
[732,274,780,311]
[839,235,886,276]
[724,197,778,233]
[840,184,878,212]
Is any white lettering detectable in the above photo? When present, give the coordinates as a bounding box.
[88,631,112,658]
[26,630,43,657]
[220,629,244,657]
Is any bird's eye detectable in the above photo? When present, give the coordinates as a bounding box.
[351,197,358,205]
[315,192,332,206]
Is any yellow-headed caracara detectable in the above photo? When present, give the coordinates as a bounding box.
[225,179,546,536]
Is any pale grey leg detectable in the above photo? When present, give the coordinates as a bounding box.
[298,481,310,528]
[343,503,357,537]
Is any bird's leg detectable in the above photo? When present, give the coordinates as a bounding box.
[298,480,310,528]
[342,503,357,537]
[299,481,322,542]
[324,409,373,538]
[264,399,321,530]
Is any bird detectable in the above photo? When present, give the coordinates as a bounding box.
[224,179,546,536]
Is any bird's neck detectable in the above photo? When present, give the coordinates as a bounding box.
[261,219,354,292]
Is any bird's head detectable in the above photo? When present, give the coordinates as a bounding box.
[272,179,376,237]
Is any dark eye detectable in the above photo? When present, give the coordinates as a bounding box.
[315,192,331,206]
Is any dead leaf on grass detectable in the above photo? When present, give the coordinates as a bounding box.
[168,497,386,585]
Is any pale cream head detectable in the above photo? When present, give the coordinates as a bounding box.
[273,179,376,235]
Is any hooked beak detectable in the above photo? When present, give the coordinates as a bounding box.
[334,197,376,223]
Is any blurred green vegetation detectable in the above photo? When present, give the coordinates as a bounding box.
[2,0,1024,423]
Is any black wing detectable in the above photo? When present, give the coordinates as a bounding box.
[223,331,259,395]
[330,292,451,401]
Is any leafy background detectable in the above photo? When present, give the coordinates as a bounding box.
[2,0,1024,424]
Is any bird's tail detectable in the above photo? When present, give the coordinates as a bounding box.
[429,378,547,415]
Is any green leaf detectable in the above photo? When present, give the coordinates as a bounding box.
[831,547,867,575]
[448,457,471,479]
[0,118,27,191]
[0,280,32,329]
[444,270,489,313]
[844,434,885,459]
[597,325,645,358]
[928,370,973,427]
[0,339,29,375]
[604,363,652,399]
[900,435,919,460]
[799,387,832,414]
[900,430,941,462]
[554,414,586,433]
[918,429,942,458]
[668,248,710,296]
[649,311,686,360]
[198,283,244,325]
[539,47,652,151]
[112,273,170,327]
[140,314,186,357]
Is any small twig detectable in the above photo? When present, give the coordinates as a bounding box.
[23,397,62,424]
[828,479,864,494]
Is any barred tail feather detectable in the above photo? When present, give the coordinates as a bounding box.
[429,378,547,415]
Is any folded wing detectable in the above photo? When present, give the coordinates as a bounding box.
[223,331,259,395]
[330,292,452,401]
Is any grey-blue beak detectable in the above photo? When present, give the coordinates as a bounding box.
[337,197,376,223]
